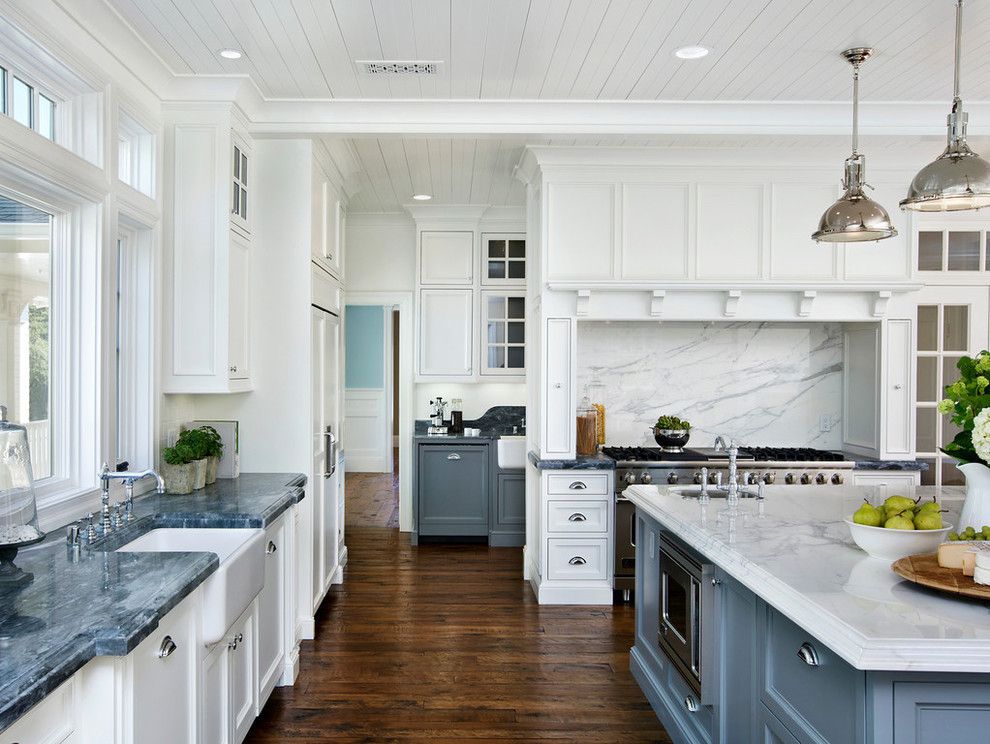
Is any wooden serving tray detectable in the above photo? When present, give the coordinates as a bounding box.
[891,552,990,601]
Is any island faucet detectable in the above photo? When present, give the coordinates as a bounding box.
[725,440,740,503]
[713,435,728,452]
[98,463,166,534]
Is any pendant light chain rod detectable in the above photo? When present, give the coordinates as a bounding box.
[851,59,860,156]
[953,0,963,107]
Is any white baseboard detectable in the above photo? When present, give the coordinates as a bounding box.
[298,616,315,640]
[344,455,387,472]
[279,643,301,687]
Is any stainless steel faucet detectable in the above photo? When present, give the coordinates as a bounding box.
[713,435,728,452]
[725,440,740,502]
[98,463,166,534]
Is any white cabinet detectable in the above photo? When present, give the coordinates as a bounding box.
[542,317,575,457]
[481,233,526,285]
[312,179,344,278]
[546,183,614,281]
[227,231,250,381]
[852,472,922,500]
[884,319,914,457]
[257,515,286,709]
[621,184,688,280]
[417,289,474,378]
[697,183,765,280]
[480,291,525,376]
[129,590,198,744]
[163,107,254,394]
[201,603,257,744]
[419,231,474,285]
[0,673,81,744]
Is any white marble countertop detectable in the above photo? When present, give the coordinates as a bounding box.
[624,483,990,673]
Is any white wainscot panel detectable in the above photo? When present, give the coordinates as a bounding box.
[620,183,689,279]
[547,183,614,281]
[696,183,764,280]
[770,183,839,279]
[344,389,388,472]
[843,182,913,281]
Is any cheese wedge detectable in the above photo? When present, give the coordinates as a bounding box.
[977,551,990,571]
[937,541,982,569]
[974,564,990,586]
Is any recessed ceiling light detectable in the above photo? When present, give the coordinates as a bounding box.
[674,45,709,60]
[412,194,432,201]
[219,49,242,60]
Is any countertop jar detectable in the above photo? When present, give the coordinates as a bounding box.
[576,399,598,457]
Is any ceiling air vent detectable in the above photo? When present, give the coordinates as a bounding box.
[356,60,443,76]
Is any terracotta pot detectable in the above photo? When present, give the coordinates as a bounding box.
[205,456,219,485]
[193,458,207,490]
[162,461,196,495]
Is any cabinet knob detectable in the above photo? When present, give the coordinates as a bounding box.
[446,453,462,460]
[568,556,586,566]
[568,513,587,522]
[711,577,722,587]
[797,641,820,667]
[229,365,238,373]
[683,695,700,713]
[266,540,277,554]
[158,636,177,659]
[553,383,562,389]
[894,383,903,390]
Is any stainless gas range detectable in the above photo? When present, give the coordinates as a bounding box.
[607,445,855,598]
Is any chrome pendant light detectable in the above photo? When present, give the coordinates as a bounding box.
[812,48,897,243]
[902,0,990,212]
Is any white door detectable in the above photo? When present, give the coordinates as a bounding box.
[201,641,229,744]
[419,230,474,284]
[228,232,250,380]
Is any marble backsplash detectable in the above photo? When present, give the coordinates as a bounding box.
[576,321,844,449]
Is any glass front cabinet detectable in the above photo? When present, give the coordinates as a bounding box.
[481,291,525,376]
[482,233,526,285]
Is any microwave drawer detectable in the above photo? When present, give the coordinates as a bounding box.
[546,500,609,533]
[546,473,609,496]
[546,538,608,581]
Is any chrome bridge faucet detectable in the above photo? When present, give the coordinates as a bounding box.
[98,463,166,534]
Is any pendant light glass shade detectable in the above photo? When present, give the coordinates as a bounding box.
[813,48,897,243]
[902,0,990,212]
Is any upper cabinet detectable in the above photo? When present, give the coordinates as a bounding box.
[163,104,253,394]
[312,173,344,280]
[482,233,526,286]
[420,230,474,285]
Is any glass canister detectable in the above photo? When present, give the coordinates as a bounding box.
[0,405,45,587]
[576,397,598,457]
[450,398,464,435]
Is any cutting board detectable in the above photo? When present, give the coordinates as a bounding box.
[890,552,990,601]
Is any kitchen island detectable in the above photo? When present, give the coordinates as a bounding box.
[624,483,990,744]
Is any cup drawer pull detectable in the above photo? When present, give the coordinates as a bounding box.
[568,556,587,566]
[797,641,820,667]
[568,513,587,522]
[266,540,277,554]
[447,453,461,460]
[158,636,177,659]
[569,481,587,490]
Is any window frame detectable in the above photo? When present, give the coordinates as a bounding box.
[0,57,61,142]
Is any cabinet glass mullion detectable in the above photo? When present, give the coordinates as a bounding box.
[482,291,525,374]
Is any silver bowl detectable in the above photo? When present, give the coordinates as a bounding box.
[653,427,690,452]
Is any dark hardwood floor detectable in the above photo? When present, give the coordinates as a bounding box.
[245,457,670,743]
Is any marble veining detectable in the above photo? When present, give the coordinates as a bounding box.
[0,472,304,733]
[415,405,526,437]
[577,321,844,449]
[625,483,990,673]
[527,450,617,470]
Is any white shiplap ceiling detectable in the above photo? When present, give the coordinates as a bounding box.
[332,133,990,212]
[106,0,990,102]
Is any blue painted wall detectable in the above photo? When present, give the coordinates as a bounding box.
[345,305,385,389]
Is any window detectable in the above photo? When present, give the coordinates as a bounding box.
[482,291,525,374]
[918,229,988,273]
[117,109,156,196]
[0,194,53,480]
[0,64,59,141]
[916,303,973,486]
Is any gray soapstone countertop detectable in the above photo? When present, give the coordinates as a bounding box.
[0,472,305,733]
[527,451,617,470]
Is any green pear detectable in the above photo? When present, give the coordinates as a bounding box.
[853,502,883,527]
[885,514,915,530]
[914,512,943,530]
[917,501,941,516]
[883,495,917,513]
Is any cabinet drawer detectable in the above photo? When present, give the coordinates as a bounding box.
[546,538,608,581]
[546,499,609,533]
[546,473,609,496]
[0,674,77,744]
[760,605,865,744]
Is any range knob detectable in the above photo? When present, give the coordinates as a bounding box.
[624,471,637,486]
[746,472,759,485]
[667,472,679,485]
[831,473,844,485]
[815,473,827,485]
[693,472,703,484]
[640,471,653,485]
[784,473,797,484]
[800,473,812,485]
[763,472,776,485]
[708,472,720,485]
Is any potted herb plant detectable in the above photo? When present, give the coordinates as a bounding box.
[176,428,211,490]
[198,425,224,485]
[937,350,990,527]
[652,414,692,453]
[161,442,197,494]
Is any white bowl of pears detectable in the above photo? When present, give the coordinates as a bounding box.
[845,494,953,562]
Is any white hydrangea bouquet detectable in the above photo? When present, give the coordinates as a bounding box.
[936,350,990,464]
[937,350,990,528]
